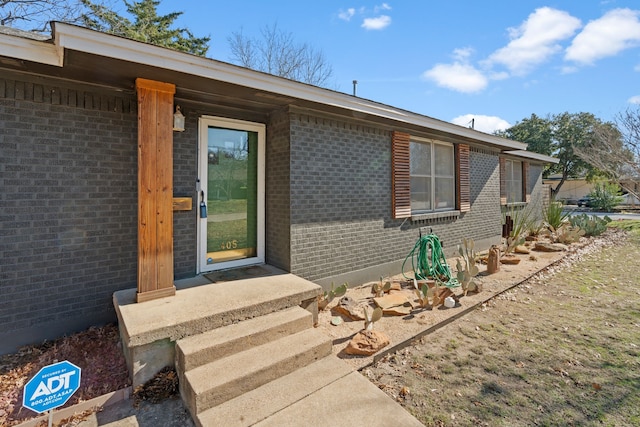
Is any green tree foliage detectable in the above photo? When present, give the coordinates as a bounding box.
[498,112,613,199]
[81,0,210,56]
[588,180,624,212]
[497,113,554,156]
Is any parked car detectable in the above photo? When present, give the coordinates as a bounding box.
[577,196,594,207]
[620,193,640,206]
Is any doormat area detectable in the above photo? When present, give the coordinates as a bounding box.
[204,265,282,283]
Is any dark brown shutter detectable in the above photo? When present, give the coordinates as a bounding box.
[456,144,471,212]
[499,157,507,205]
[392,131,411,219]
[523,161,530,203]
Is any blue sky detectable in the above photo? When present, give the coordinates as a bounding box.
[155,0,640,134]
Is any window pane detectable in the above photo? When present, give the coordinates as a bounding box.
[505,160,523,203]
[410,142,431,175]
[411,176,431,211]
[435,177,454,209]
[512,160,522,181]
[434,144,454,176]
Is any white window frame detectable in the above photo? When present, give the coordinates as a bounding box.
[410,137,455,214]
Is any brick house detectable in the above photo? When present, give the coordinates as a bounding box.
[0,23,556,354]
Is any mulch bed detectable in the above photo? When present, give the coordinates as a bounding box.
[0,324,131,426]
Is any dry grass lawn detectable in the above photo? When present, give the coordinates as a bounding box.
[366,226,640,426]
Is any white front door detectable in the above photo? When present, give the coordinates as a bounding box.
[197,116,265,273]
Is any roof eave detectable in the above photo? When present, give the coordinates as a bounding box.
[5,22,528,151]
[504,150,559,164]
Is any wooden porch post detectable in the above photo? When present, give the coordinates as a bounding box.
[135,78,176,303]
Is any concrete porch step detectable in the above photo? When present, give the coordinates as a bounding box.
[181,328,332,417]
[176,306,313,373]
[196,355,352,427]
[113,273,322,387]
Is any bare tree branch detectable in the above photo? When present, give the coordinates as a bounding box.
[1,0,87,33]
[575,107,640,199]
[227,22,333,87]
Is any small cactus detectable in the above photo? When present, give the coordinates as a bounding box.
[318,282,348,310]
[363,306,383,330]
[456,238,480,296]
[372,276,392,297]
[413,278,435,308]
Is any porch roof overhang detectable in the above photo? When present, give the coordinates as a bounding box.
[0,22,538,154]
[503,150,559,164]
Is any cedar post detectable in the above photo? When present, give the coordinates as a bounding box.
[135,78,176,303]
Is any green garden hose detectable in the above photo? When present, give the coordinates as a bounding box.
[402,233,460,288]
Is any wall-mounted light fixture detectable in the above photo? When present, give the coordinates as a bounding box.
[173,105,185,132]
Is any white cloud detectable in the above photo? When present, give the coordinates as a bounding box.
[423,62,488,93]
[560,65,579,74]
[635,64,640,71]
[374,3,392,13]
[452,47,474,61]
[338,8,356,21]
[565,8,640,65]
[486,7,581,75]
[362,15,391,30]
[629,95,640,104]
[452,114,511,134]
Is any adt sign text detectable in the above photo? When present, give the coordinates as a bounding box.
[23,361,81,413]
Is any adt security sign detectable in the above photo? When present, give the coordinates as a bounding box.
[23,361,81,414]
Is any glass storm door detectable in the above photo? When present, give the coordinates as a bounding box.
[198,117,265,272]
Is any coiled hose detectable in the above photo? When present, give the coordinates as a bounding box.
[402,233,460,288]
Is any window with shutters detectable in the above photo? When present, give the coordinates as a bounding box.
[392,131,469,219]
[410,138,454,214]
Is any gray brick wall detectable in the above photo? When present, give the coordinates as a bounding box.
[266,109,292,271]
[282,114,502,284]
[172,107,199,279]
[0,75,197,353]
[287,112,505,284]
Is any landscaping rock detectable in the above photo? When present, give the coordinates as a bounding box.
[344,330,390,356]
[534,242,568,252]
[500,256,521,265]
[515,245,531,254]
[331,296,365,320]
[373,293,410,310]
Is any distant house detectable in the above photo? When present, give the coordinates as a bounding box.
[543,175,640,206]
[542,175,592,204]
[0,23,557,354]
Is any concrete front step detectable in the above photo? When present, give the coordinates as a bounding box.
[176,306,313,373]
[113,273,322,387]
[182,328,332,418]
[196,356,353,427]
